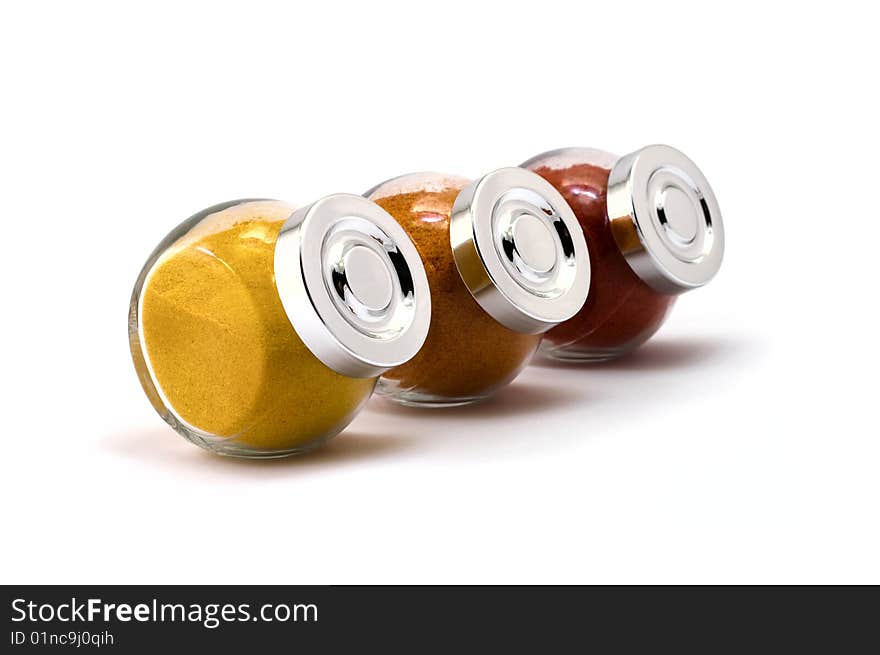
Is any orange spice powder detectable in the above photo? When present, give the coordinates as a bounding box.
[371,179,540,404]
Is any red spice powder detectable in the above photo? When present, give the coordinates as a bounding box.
[529,162,676,360]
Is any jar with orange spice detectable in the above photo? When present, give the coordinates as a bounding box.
[523,145,724,361]
[366,168,590,407]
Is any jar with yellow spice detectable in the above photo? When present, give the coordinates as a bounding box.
[129,196,431,457]
[366,168,590,407]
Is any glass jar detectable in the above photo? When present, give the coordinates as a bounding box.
[366,168,590,407]
[129,196,431,457]
[523,145,725,361]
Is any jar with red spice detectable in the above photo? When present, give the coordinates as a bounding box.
[366,168,590,406]
[523,145,724,361]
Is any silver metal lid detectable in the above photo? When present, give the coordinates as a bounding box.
[450,167,590,334]
[274,194,431,378]
[607,145,724,294]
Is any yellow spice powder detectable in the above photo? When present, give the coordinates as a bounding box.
[134,200,376,454]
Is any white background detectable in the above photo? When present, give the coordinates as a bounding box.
[2,1,877,584]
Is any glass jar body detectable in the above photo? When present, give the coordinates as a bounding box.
[524,149,677,361]
[367,174,541,407]
[129,199,376,457]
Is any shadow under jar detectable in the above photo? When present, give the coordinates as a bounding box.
[366,169,590,407]
[523,145,725,362]
[129,196,430,457]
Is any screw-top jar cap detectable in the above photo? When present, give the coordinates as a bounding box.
[607,145,724,294]
[450,167,590,334]
[274,194,431,378]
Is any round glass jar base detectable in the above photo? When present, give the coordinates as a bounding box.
[375,379,490,408]
[165,415,334,459]
[385,394,489,409]
[539,341,634,363]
